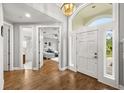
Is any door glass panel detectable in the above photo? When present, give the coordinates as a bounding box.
[104,29,114,79]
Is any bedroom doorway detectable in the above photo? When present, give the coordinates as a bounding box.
[38,26,61,70]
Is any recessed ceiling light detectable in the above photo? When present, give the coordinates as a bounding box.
[25,13,31,18]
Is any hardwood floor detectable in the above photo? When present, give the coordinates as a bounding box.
[4,60,116,90]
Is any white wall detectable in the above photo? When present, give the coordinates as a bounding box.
[72,13,84,31]
[0,3,4,89]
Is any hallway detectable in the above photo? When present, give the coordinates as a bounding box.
[4,60,116,90]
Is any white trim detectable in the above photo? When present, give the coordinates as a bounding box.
[68,66,77,72]
[113,3,119,88]
[35,25,39,70]
[36,25,63,70]
[3,21,14,71]
[32,67,39,70]
[0,79,4,90]
[13,67,22,70]
[59,66,67,71]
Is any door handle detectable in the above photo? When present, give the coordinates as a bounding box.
[94,52,97,55]
[1,25,3,37]
[94,55,98,59]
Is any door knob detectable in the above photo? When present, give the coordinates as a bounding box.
[94,55,98,59]
[94,52,97,55]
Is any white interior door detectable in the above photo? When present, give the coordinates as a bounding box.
[77,30,98,78]
[3,24,10,71]
[38,28,43,68]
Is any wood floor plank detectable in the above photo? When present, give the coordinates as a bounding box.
[4,60,117,90]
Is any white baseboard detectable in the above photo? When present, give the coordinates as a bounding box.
[32,67,38,70]
[10,68,14,71]
[119,85,124,90]
[14,67,39,70]
[0,79,4,90]
[68,66,77,72]
[13,67,22,70]
[59,66,67,71]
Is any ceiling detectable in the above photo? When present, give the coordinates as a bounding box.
[76,3,112,19]
[3,3,60,24]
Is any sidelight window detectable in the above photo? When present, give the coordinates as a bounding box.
[104,29,114,79]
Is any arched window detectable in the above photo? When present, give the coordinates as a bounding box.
[87,17,112,27]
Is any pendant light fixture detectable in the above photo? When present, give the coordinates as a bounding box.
[61,3,75,16]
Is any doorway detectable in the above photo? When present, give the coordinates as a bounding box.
[20,26,34,69]
[37,26,61,70]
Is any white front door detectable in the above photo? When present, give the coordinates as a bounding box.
[77,30,98,78]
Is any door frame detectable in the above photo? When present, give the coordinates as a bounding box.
[3,21,14,71]
[68,3,119,88]
[20,25,34,69]
[36,25,62,70]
